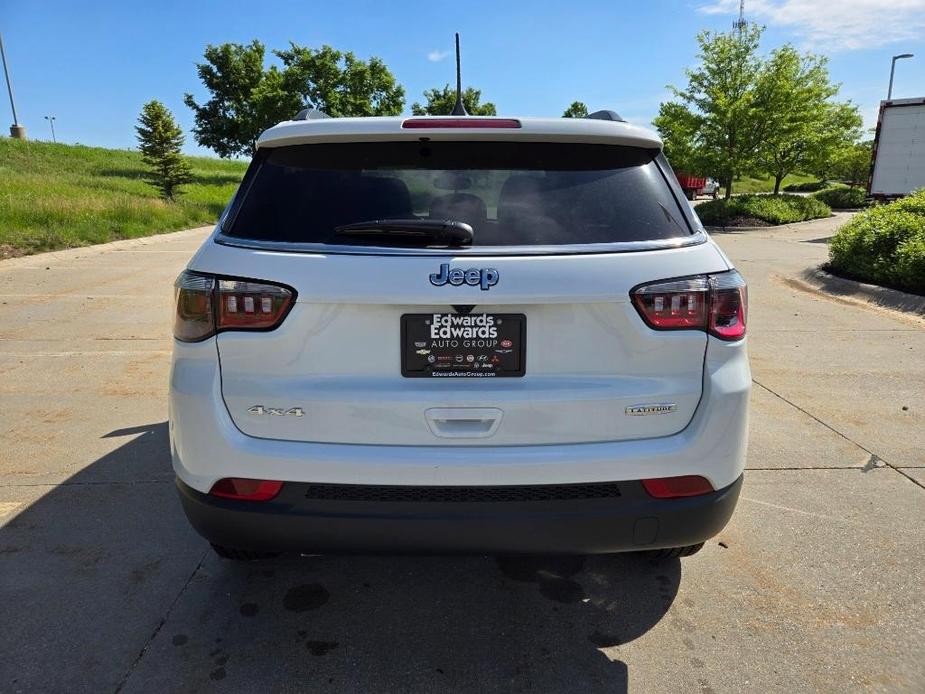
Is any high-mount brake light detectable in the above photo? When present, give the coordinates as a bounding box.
[401,118,521,129]
[209,478,283,502]
[631,270,747,341]
[173,271,294,342]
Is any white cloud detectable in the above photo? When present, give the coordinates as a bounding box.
[699,0,925,51]
[427,50,450,62]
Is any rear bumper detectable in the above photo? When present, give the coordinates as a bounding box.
[177,474,742,555]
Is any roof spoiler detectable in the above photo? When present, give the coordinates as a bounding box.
[586,110,626,123]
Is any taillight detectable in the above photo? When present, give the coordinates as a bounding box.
[216,278,293,330]
[707,271,748,340]
[631,270,747,341]
[173,272,215,342]
[642,475,714,499]
[401,117,521,129]
[209,478,283,502]
[173,271,295,342]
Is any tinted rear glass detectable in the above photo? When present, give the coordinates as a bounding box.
[223,142,692,247]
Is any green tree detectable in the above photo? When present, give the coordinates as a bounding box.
[135,100,192,200]
[562,101,589,118]
[274,43,405,117]
[183,41,291,158]
[830,140,873,187]
[656,26,768,198]
[411,85,496,115]
[753,46,862,194]
[185,41,405,158]
[653,101,704,174]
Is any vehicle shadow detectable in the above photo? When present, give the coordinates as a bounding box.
[0,422,681,693]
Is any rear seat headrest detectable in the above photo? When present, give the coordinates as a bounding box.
[355,176,412,218]
[498,175,547,220]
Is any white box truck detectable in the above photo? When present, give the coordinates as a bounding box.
[869,97,925,198]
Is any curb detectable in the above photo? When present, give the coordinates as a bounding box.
[0,226,214,269]
[797,267,925,317]
[703,215,839,233]
[704,210,862,233]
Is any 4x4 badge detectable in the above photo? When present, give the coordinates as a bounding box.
[429,263,499,291]
[248,405,304,417]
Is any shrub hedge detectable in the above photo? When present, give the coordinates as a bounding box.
[828,190,925,294]
[783,180,829,193]
[696,194,831,227]
[812,187,868,209]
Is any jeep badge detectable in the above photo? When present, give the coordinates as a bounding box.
[429,263,499,291]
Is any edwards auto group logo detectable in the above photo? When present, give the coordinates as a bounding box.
[429,263,499,291]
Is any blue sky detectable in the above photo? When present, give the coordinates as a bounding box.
[2,0,924,156]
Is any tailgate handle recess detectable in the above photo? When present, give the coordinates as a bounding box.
[425,408,503,439]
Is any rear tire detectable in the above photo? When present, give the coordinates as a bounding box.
[645,542,704,560]
[210,543,280,561]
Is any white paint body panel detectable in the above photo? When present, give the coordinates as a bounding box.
[170,235,750,491]
[169,116,750,494]
[169,335,750,492]
[870,100,925,196]
[198,241,729,446]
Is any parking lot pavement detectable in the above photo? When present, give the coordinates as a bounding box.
[1,218,923,693]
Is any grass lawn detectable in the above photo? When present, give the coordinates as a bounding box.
[722,172,817,196]
[0,138,247,258]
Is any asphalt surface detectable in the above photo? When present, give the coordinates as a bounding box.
[1,215,923,693]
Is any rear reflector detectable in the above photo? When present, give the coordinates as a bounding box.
[173,271,295,342]
[641,476,714,499]
[631,270,747,340]
[402,118,521,129]
[209,478,284,502]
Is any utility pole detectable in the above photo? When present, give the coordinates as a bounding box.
[0,32,25,139]
[44,115,56,143]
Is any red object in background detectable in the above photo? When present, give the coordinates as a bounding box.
[675,172,707,200]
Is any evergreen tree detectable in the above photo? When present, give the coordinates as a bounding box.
[136,100,192,200]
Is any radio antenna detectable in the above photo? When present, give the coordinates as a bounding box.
[450,33,468,116]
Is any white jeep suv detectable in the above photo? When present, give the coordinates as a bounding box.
[169,112,749,559]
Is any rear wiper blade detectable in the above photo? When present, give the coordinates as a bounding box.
[334,218,473,247]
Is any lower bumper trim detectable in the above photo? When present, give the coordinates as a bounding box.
[177,475,742,555]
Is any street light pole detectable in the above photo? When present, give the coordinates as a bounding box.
[888,53,914,100]
[44,115,56,143]
[0,31,26,139]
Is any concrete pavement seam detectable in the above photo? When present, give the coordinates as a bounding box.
[113,549,208,694]
[747,466,880,470]
[0,479,172,488]
[752,379,925,492]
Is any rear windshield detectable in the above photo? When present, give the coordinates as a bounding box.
[223,142,692,248]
